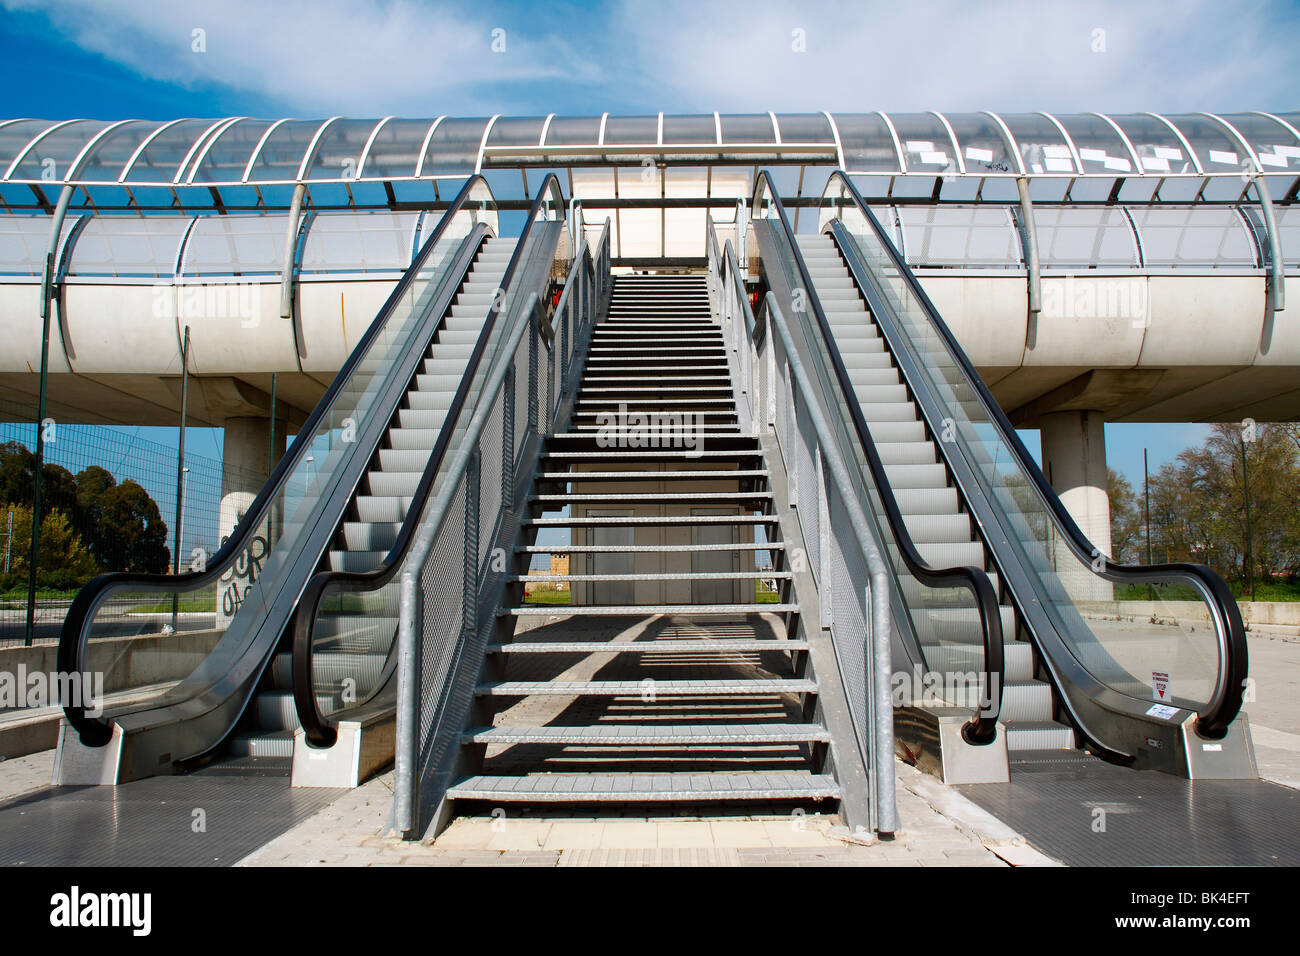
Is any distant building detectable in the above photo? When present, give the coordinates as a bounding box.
[550,553,570,590]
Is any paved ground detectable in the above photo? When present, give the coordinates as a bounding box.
[1242,631,1300,735]
[236,761,1058,867]
[0,749,53,803]
[4,624,1295,867]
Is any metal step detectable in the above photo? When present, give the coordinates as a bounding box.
[538,470,769,481]
[446,772,841,802]
[505,603,798,616]
[477,678,817,696]
[525,514,779,527]
[227,730,295,759]
[531,492,771,505]
[511,571,792,583]
[519,542,786,554]
[463,723,829,744]
[487,638,806,654]
[1005,724,1078,752]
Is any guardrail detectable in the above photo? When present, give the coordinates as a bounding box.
[710,221,899,835]
[392,218,610,838]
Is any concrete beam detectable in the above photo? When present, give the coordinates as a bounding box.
[1009,369,1164,427]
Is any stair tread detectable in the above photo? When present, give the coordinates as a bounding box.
[507,603,798,615]
[464,723,829,743]
[447,772,840,800]
[488,639,805,654]
[479,677,815,695]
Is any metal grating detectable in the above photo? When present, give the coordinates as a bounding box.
[0,765,342,867]
[958,762,1300,866]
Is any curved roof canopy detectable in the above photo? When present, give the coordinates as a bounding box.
[0,112,1295,185]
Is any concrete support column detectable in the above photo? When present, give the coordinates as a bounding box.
[1040,410,1113,603]
[215,416,282,629]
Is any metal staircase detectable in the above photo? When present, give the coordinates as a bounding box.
[443,274,844,808]
[228,237,515,759]
[796,232,1076,759]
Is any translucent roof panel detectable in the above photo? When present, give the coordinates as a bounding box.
[67,216,192,278]
[662,114,717,145]
[189,119,276,183]
[74,120,167,182]
[719,114,776,144]
[421,116,491,176]
[487,116,547,148]
[1000,113,1078,174]
[1161,114,1247,172]
[1053,114,1133,173]
[887,113,958,174]
[124,119,224,183]
[181,214,287,276]
[897,206,1022,268]
[302,119,382,181]
[1274,206,1300,269]
[8,120,112,181]
[603,115,658,145]
[1109,115,1195,174]
[0,214,79,276]
[773,113,834,144]
[1128,207,1258,269]
[833,113,902,173]
[543,115,602,146]
[299,211,420,274]
[360,118,435,179]
[943,113,1016,174]
[1220,113,1300,172]
[0,120,57,176]
[247,119,330,182]
[1033,207,1138,269]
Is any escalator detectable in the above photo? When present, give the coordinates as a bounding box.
[55,175,570,785]
[750,170,1253,779]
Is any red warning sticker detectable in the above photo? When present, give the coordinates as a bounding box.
[1152,670,1170,701]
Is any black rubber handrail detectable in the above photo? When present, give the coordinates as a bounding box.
[821,170,1248,739]
[58,176,496,746]
[292,175,567,746]
[749,171,1004,743]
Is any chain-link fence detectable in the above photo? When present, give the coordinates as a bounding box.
[0,387,267,646]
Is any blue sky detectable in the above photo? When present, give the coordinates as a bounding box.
[1,0,1296,501]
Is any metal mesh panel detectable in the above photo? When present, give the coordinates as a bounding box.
[513,330,529,456]
[829,487,870,754]
[477,404,504,570]
[794,396,820,586]
[414,488,466,793]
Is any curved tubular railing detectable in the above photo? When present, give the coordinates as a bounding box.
[818,170,1248,742]
[292,175,569,746]
[59,176,498,747]
[749,171,1005,743]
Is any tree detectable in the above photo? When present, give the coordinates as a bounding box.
[1107,468,1143,564]
[1137,423,1300,589]
[0,441,77,515]
[95,480,170,574]
[0,502,98,591]
[0,444,171,575]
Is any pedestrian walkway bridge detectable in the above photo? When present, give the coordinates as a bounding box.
[0,110,1294,863]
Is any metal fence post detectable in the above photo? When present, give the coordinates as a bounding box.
[171,326,190,630]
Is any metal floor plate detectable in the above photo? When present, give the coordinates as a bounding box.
[0,758,344,867]
[958,760,1300,866]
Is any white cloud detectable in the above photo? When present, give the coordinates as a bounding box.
[609,0,1300,114]
[2,0,601,114]
[4,0,1296,116]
